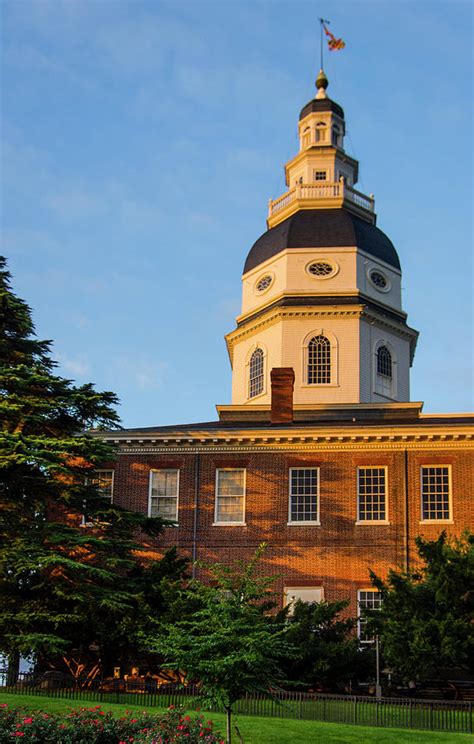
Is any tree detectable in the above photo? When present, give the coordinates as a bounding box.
[280,599,372,691]
[147,546,293,744]
[0,257,185,682]
[369,531,474,682]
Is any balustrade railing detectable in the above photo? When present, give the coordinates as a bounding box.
[268,180,375,218]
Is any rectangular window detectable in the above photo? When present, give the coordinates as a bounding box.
[215,469,245,524]
[289,468,319,523]
[284,586,323,613]
[91,469,114,502]
[149,469,179,522]
[357,467,387,522]
[314,170,327,181]
[357,590,382,643]
[421,466,451,521]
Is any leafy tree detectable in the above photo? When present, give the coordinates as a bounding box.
[280,599,372,691]
[147,546,293,744]
[0,257,185,682]
[369,531,474,682]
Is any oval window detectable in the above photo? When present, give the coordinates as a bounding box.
[306,260,338,279]
[255,274,273,293]
[369,269,390,291]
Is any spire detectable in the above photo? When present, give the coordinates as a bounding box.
[315,69,328,99]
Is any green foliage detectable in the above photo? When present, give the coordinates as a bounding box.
[0,703,224,743]
[369,531,474,681]
[0,257,186,676]
[280,599,372,691]
[146,546,293,743]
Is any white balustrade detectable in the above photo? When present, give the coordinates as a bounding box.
[268,181,375,218]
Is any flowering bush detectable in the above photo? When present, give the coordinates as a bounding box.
[0,704,224,743]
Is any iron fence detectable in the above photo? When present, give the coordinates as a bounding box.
[0,673,472,734]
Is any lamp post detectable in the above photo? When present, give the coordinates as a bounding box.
[375,635,382,699]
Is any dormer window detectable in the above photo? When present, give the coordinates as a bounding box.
[302,126,311,148]
[332,126,341,147]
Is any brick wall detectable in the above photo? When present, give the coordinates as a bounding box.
[110,446,473,619]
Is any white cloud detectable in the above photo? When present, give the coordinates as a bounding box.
[56,353,90,378]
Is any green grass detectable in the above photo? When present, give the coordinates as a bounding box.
[1,692,472,744]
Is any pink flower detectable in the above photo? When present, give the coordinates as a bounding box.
[23,718,33,724]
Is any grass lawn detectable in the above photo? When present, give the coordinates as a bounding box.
[1,692,472,743]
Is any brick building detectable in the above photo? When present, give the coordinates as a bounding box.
[94,69,473,628]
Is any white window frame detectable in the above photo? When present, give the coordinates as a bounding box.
[213,468,246,526]
[248,347,265,400]
[148,469,180,524]
[91,469,114,503]
[356,466,390,524]
[284,586,324,614]
[357,589,382,644]
[287,467,320,525]
[313,170,327,181]
[372,339,397,400]
[420,465,453,524]
[302,329,339,388]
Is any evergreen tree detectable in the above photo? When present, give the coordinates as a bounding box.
[280,599,372,691]
[369,531,474,682]
[0,257,184,682]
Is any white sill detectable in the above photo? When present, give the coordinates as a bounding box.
[212,522,247,527]
[287,521,321,526]
[355,520,391,526]
[301,383,339,389]
[419,519,453,525]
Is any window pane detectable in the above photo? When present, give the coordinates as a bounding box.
[218,470,244,495]
[249,349,264,399]
[308,335,331,384]
[150,470,178,521]
[290,468,319,522]
[358,590,382,643]
[92,470,114,501]
[358,468,386,521]
[216,469,245,522]
[421,466,450,520]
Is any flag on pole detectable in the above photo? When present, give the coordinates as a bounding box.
[323,24,345,51]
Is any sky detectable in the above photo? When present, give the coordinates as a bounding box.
[1,0,473,427]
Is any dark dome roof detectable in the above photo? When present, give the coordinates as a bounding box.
[299,97,344,121]
[244,209,401,274]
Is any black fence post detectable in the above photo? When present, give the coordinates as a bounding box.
[469,702,472,735]
[353,696,357,725]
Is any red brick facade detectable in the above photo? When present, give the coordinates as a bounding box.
[105,427,473,620]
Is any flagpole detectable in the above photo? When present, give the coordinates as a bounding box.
[319,17,330,70]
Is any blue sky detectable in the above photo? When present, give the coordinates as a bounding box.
[1,0,472,426]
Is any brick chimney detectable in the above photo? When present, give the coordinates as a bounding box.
[270,367,295,425]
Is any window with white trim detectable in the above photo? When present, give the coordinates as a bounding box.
[315,122,327,143]
[308,335,331,384]
[215,469,245,524]
[375,344,394,398]
[91,470,114,502]
[421,466,451,521]
[357,467,387,522]
[357,590,382,643]
[284,586,323,613]
[248,348,264,399]
[289,468,319,523]
[149,469,179,522]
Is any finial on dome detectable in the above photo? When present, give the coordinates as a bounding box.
[315,69,328,99]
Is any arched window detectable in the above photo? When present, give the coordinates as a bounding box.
[248,348,264,398]
[315,122,327,143]
[375,344,395,398]
[308,335,331,384]
[332,125,341,147]
[377,346,392,378]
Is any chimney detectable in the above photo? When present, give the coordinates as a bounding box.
[270,367,295,425]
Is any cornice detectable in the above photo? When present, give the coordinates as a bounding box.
[102,427,473,454]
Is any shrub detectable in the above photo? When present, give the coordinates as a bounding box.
[0,704,224,743]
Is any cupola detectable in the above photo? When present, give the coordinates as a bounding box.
[224,70,418,411]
